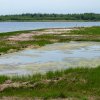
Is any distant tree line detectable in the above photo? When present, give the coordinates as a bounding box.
[0,13,100,21]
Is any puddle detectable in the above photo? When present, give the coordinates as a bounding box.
[0,41,100,75]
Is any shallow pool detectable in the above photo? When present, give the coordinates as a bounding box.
[0,41,100,75]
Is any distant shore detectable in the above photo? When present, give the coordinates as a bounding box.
[0,13,100,22]
[0,20,100,22]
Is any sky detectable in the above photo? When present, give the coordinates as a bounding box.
[0,0,100,15]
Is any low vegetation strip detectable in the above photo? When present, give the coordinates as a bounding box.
[0,66,100,99]
[0,26,100,55]
[0,13,100,21]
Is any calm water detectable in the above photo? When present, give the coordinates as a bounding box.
[0,41,100,75]
[0,22,100,33]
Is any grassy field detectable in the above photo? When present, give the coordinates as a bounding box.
[0,26,100,55]
[0,66,100,99]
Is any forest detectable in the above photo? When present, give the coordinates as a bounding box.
[0,13,100,21]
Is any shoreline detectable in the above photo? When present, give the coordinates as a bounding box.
[0,26,100,55]
[0,20,100,22]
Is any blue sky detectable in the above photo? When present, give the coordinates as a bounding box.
[0,0,100,15]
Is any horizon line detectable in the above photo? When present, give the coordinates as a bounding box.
[0,12,100,16]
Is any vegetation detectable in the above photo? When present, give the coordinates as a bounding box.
[0,13,100,21]
[0,30,32,37]
[71,26,100,35]
[0,26,100,54]
[0,27,100,99]
[0,66,100,99]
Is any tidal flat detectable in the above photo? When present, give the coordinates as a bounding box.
[0,26,100,99]
[0,41,100,75]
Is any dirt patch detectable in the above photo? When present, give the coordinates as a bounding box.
[0,96,99,100]
[7,28,75,41]
[8,33,35,41]
[0,97,41,100]
[0,76,64,92]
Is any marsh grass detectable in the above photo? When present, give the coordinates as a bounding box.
[0,26,100,54]
[0,76,8,84]
[0,66,100,99]
[0,30,32,37]
[70,26,100,35]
